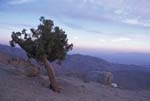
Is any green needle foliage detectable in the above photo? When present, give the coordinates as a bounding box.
[10,17,73,62]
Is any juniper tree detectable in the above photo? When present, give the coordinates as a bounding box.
[10,17,73,92]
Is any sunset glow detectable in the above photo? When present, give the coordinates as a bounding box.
[0,0,150,53]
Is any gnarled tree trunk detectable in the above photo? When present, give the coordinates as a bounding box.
[42,56,61,92]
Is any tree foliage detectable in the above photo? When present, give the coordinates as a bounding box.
[10,17,73,62]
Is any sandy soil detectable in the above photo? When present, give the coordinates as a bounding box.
[0,63,150,101]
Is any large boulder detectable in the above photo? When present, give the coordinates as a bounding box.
[101,71,113,85]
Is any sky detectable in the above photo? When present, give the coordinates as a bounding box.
[0,0,150,54]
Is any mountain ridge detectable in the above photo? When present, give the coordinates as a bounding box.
[0,44,150,90]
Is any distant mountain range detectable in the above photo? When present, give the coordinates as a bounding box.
[72,48,150,65]
[0,44,150,90]
[97,52,150,65]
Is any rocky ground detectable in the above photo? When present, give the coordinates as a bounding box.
[0,63,150,101]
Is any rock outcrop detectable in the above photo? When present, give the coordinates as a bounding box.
[101,71,113,85]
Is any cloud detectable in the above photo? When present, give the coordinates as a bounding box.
[114,9,123,15]
[123,18,150,27]
[2,0,150,27]
[55,0,150,29]
[1,0,150,35]
[98,39,106,43]
[8,0,35,5]
[123,18,139,25]
[73,36,79,40]
[111,37,131,42]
